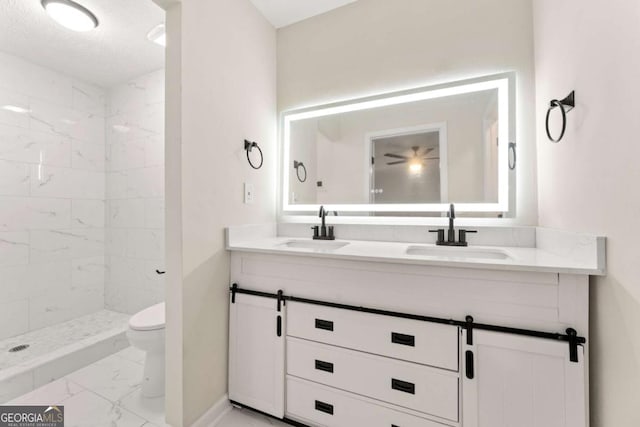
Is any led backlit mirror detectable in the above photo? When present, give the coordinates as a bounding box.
[282,73,515,216]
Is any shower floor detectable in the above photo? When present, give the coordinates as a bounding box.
[0,310,130,402]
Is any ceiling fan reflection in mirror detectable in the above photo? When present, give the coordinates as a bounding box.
[384,146,440,173]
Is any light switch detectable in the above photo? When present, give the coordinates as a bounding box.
[244,182,255,204]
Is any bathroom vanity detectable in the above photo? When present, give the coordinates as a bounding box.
[226,72,604,427]
[226,225,605,427]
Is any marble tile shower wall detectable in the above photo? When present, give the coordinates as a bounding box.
[105,70,165,314]
[0,52,106,340]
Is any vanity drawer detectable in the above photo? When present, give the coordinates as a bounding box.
[287,302,459,371]
[287,337,459,422]
[286,376,452,427]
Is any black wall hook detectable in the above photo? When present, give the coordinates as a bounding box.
[546,91,575,143]
[244,140,263,169]
[293,160,307,182]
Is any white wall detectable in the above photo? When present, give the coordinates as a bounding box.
[533,1,640,426]
[278,0,537,222]
[165,0,277,425]
[105,69,166,314]
[162,3,182,425]
[0,52,106,339]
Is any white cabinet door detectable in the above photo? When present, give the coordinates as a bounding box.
[228,293,285,418]
[462,330,587,427]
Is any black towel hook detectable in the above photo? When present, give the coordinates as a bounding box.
[546,91,575,143]
[244,140,263,169]
[293,160,307,182]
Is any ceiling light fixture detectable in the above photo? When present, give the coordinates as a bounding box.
[41,0,99,32]
[147,24,166,47]
[409,161,423,174]
[2,105,31,114]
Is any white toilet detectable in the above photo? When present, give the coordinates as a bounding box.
[127,302,165,398]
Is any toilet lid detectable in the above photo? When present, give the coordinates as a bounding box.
[129,302,165,331]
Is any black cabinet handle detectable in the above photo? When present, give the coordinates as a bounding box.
[315,360,334,373]
[391,332,415,347]
[315,400,334,415]
[466,350,474,379]
[276,315,282,337]
[391,378,415,395]
[315,319,334,331]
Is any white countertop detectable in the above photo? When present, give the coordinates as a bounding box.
[226,225,606,275]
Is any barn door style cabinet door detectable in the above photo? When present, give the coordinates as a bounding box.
[462,330,587,427]
[228,292,286,418]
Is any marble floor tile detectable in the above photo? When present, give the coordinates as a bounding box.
[118,388,168,426]
[115,346,146,365]
[8,337,178,427]
[8,377,84,405]
[62,389,147,427]
[67,353,143,401]
[9,347,175,427]
[215,409,290,427]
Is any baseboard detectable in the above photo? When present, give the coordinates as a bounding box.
[190,394,232,427]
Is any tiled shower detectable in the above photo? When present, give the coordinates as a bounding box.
[0,50,164,399]
[0,51,107,339]
[105,69,165,314]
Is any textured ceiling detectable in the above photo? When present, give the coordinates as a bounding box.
[0,0,165,88]
[249,0,358,28]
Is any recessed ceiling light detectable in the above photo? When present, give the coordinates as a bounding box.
[147,24,166,47]
[41,0,99,32]
[2,105,31,114]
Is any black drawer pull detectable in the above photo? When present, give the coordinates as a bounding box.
[315,400,334,415]
[315,360,334,373]
[391,332,415,347]
[315,319,334,331]
[391,378,415,395]
[466,350,474,379]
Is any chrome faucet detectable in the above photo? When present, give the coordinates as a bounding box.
[429,204,476,246]
[311,205,336,240]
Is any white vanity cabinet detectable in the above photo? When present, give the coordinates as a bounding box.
[228,293,285,418]
[462,330,587,427]
[228,250,592,427]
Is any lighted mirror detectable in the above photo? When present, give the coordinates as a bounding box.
[282,74,515,216]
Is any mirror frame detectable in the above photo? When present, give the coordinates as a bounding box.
[280,73,514,215]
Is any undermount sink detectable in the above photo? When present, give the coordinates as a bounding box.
[406,245,511,260]
[279,240,350,251]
